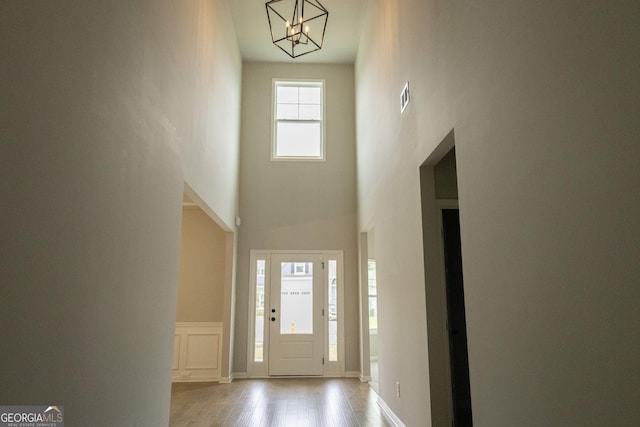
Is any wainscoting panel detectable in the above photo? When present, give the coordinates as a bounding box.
[173,322,223,382]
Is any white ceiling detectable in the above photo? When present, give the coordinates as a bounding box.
[228,0,369,63]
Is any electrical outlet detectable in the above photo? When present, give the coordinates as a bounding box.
[396,381,401,398]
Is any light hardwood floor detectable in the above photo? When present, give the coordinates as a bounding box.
[170,378,391,427]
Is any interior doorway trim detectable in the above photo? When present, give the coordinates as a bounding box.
[419,129,460,427]
[247,250,345,378]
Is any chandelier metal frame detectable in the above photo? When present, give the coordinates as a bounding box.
[266,0,329,58]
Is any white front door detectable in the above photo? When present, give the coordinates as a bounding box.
[269,253,324,375]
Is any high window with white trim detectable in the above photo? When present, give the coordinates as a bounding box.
[272,80,325,161]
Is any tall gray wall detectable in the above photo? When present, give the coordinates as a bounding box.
[0,1,241,425]
[235,62,359,374]
[356,1,640,425]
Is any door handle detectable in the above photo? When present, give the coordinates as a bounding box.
[271,317,276,322]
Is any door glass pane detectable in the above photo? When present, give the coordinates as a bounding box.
[328,260,338,361]
[280,262,313,334]
[254,259,266,362]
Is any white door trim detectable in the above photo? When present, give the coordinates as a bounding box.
[247,250,345,378]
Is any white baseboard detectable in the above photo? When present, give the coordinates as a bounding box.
[237,371,365,380]
[232,372,247,380]
[236,371,364,382]
[377,396,405,427]
[172,374,219,383]
[359,375,372,382]
[219,377,233,384]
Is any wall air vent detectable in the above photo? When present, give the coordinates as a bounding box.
[400,82,410,113]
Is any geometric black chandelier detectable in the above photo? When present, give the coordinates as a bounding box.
[265,0,329,58]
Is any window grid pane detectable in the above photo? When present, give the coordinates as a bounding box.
[299,87,321,104]
[276,104,299,120]
[277,86,299,104]
[298,104,321,120]
[274,81,323,160]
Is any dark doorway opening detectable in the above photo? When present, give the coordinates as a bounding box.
[421,134,473,426]
[442,208,473,426]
